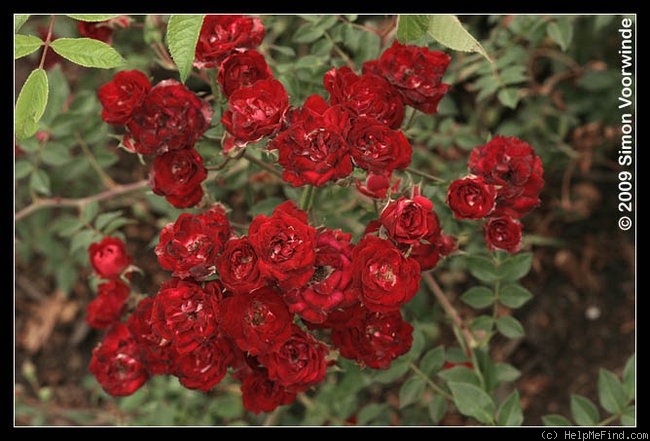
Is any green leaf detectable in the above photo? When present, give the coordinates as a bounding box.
[29,169,51,195]
[465,255,498,283]
[427,394,447,424]
[399,376,426,408]
[461,286,495,309]
[419,346,446,376]
[547,19,573,51]
[497,390,523,426]
[166,15,205,84]
[493,362,521,384]
[621,405,636,426]
[448,381,495,424]
[497,252,533,282]
[598,368,628,414]
[542,414,573,426]
[496,316,525,338]
[66,14,122,22]
[396,15,431,42]
[570,394,600,426]
[15,34,44,59]
[15,68,49,141]
[497,87,520,109]
[438,365,481,387]
[425,15,491,63]
[623,354,635,400]
[49,38,125,68]
[356,403,389,425]
[499,284,533,309]
[15,14,30,33]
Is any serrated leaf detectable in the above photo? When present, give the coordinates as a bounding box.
[598,368,628,414]
[399,376,426,408]
[499,284,533,309]
[542,414,573,426]
[570,394,599,426]
[497,87,520,109]
[50,38,125,68]
[15,68,48,141]
[428,394,447,424]
[623,354,635,400]
[166,15,204,84]
[94,210,124,232]
[81,200,100,223]
[494,362,521,384]
[425,15,491,63]
[497,390,523,426]
[356,403,389,425]
[621,405,635,426]
[496,316,525,338]
[448,382,495,424]
[419,346,446,376]
[29,168,51,196]
[465,255,498,283]
[66,14,122,22]
[396,15,431,42]
[15,34,44,59]
[547,19,573,51]
[438,365,481,387]
[497,252,533,281]
[461,286,495,309]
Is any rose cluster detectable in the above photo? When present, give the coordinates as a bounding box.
[446,135,544,253]
[87,192,455,412]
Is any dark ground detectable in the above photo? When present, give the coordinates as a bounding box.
[13,130,636,426]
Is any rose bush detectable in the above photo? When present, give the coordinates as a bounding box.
[15,14,635,427]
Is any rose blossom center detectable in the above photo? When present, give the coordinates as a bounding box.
[370,262,397,289]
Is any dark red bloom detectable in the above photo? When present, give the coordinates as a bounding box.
[267,94,353,187]
[240,366,297,414]
[248,201,316,290]
[363,40,451,114]
[125,79,213,155]
[194,15,265,69]
[155,205,232,280]
[127,297,175,376]
[257,324,329,393]
[89,322,149,396]
[98,69,151,125]
[331,307,413,369]
[283,228,357,324]
[149,147,208,209]
[483,216,523,253]
[221,78,290,149]
[468,135,544,219]
[218,287,293,356]
[86,278,131,329]
[88,236,132,279]
[379,193,440,245]
[170,337,232,392]
[347,116,412,175]
[355,171,400,199]
[324,66,405,129]
[217,49,273,98]
[150,278,223,354]
[217,236,266,294]
[351,235,421,313]
[77,16,130,44]
[447,175,497,220]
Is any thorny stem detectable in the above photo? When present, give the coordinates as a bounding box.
[38,15,57,69]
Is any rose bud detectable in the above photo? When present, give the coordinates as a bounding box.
[483,216,523,254]
[446,175,497,220]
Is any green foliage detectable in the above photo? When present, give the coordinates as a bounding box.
[14,14,635,427]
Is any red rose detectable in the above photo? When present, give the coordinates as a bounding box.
[248,201,317,290]
[283,228,357,324]
[98,69,151,125]
[126,79,213,155]
[258,324,329,393]
[194,15,265,69]
[78,16,130,44]
[267,94,353,187]
[446,175,497,220]
[468,135,544,218]
[324,66,405,129]
[363,40,451,114]
[86,278,131,329]
[218,287,294,356]
[170,337,232,392]
[348,116,412,175]
[127,297,175,376]
[355,171,400,199]
[217,236,266,294]
[150,278,223,354]
[379,194,440,245]
[331,307,413,369]
[409,232,457,272]
[221,78,290,148]
[352,235,421,313]
[149,147,208,209]
[483,216,523,253]
[217,49,274,98]
[155,205,231,280]
[88,236,132,279]
[240,367,297,414]
[89,322,149,396]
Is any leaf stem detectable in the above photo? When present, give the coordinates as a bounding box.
[408,361,453,401]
